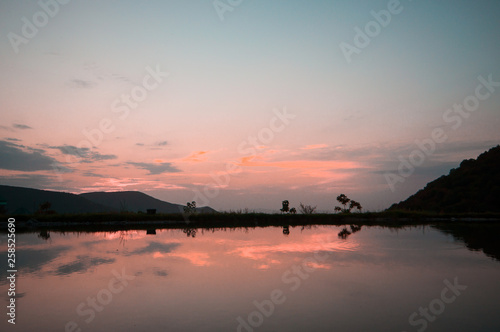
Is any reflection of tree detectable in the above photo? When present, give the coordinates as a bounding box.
[118,231,129,246]
[350,225,362,233]
[283,225,290,236]
[338,225,363,239]
[38,230,51,241]
[338,228,351,239]
[182,227,197,238]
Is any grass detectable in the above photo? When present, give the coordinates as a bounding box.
[2,210,500,233]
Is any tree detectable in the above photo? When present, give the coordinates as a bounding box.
[336,194,350,212]
[289,207,297,214]
[349,200,362,212]
[184,201,197,214]
[335,194,362,213]
[299,203,317,214]
[37,201,55,215]
[280,200,290,214]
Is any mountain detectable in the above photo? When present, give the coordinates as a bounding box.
[0,185,217,215]
[0,185,111,214]
[80,191,216,214]
[389,145,500,213]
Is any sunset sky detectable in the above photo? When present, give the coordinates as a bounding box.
[1,0,499,211]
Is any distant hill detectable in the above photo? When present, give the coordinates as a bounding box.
[389,145,500,213]
[0,185,111,214]
[0,185,217,215]
[80,191,217,214]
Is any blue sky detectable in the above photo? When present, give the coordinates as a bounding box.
[1,0,499,211]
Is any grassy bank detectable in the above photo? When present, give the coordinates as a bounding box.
[2,210,500,233]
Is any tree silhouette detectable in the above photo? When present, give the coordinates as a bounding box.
[336,194,350,212]
[184,201,197,214]
[299,203,317,214]
[289,207,297,214]
[280,200,290,214]
[335,194,362,213]
[37,201,55,215]
[349,200,362,212]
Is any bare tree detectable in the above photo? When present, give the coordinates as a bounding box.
[299,203,317,214]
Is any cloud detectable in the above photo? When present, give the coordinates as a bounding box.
[0,174,72,190]
[153,269,168,277]
[125,242,180,256]
[51,145,117,163]
[301,144,329,150]
[127,162,181,175]
[184,151,209,162]
[5,138,21,142]
[1,124,32,131]
[82,171,105,178]
[68,78,96,88]
[0,140,62,171]
[13,123,32,130]
[135,141,169,149]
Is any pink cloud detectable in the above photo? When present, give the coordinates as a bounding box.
[301,144,329,150]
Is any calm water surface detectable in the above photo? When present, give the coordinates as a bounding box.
[1,224,499,332]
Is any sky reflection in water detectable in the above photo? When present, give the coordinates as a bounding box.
[1,225,499,332]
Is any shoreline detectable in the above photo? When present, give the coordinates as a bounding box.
[2,212,500,233]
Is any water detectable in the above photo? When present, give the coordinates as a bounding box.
[1,224,499,331]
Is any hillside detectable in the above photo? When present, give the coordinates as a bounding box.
[80,191,217,214]
[0,186,216,215]
[0,185,111,214]
[389,145,500,213]
[80,191,182,213]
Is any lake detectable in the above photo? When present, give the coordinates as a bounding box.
[1,224,500,331]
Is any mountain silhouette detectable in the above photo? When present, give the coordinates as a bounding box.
[80,191,216,214]
[0,185,216,214]
[389,145,500,213]
[0,185,110,214]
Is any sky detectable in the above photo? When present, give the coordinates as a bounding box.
[0,0,499,212]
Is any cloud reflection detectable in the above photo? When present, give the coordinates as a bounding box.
[54,255,116,276]
[125,241,181,256]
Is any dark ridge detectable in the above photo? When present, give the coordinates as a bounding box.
[389,145,500,213]
[0,185,110,214]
